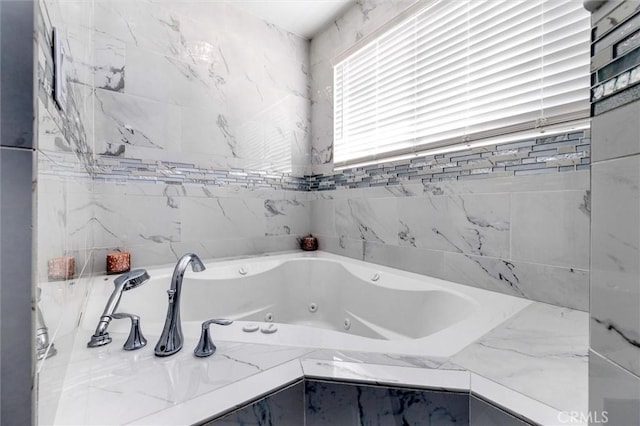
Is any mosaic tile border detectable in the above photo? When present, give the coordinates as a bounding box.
[39,151,309,191]
[591,8,640,115]
[40,130,590,192]
[308,131,590,191]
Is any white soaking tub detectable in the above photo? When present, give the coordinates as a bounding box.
[82,251,531,358]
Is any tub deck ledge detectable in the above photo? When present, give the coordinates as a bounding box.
[45,300,588,426]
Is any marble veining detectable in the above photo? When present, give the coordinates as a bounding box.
[207,382,304,426]
[451,303,588,413]
[336,198,399,244]
[398,194,510,258]
[590,155,640,378]
[91,0,311,174]
[42,293,587,426]
[305,380,469,426]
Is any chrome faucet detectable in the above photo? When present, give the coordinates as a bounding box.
[154,253,206,357]
[36,287,57,360]
[88,269,150,349]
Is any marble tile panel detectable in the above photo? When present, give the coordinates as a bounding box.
[314,234,364,260]
[206,381,304,426]
[125,45,224,108]
[305,380,469,426]
[90,192,181,249]
[94,89,181,157]
[180,105,236,160]
[54,338,310,426]
[303,349,445,370]
[309,61,333,105]
[592,100,640,161]
[167,239,261,263]
[452,303,588,413]
[310,187,363,201]
[589,350,640,426]
[302,361,469,392]
[288,97,312,174]
[334,198,398,244]
[65,31,93,89]
[468,374,563,426]
[37,176,69,282]
[420,169,590,196]
[92,232,296,273]
[511,190,590,269]
[246,236,301,255]
[310,92,334,168]
[591,155,640,377]
[93,33,126,92]
[313,0,419,64]
[264,198,310,237]
[133,358,306,426]
[469,396,531,426]
[442,252,588,310]
[94,0,203,60]
[310,199,335,236]
[37,101,69,153]
[398,193,510,258]
[65,180,95,252]
[363,241,445,279]
[232,94,309,173]
[181,197,265,242]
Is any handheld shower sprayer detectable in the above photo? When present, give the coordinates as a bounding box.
[87,269,150,349]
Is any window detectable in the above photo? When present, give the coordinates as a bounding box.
[333,0,590,168]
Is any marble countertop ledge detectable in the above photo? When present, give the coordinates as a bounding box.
[46,302,588,426]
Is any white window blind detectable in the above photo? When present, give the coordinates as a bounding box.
[333,0,590,167]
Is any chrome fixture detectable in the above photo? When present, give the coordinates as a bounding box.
[36,288,57,360]
[193,319,233,358]
[87,269,150,349]
[154,253,206,357]
[111,313,147,351]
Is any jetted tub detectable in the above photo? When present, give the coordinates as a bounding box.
[82,251,531,358]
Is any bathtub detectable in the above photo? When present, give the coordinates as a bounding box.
[82,251,531,358]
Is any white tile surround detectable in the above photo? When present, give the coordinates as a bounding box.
[588,3,640,425]
[310,171,591,311]
[44,292,588,426]
[34,0,596,425]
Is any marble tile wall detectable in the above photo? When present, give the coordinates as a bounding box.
[305,380,469,425]
[87,180,309,272]
[310,0,418,175]
[310,170,590,310]
[91,0,310,176]
[208,379,540,425]
[35,0,96,424]
[35,1,313,423]
[307,0,591,310]
[589,3,640,425]
[206,381,304,426]
[84,0,312,272]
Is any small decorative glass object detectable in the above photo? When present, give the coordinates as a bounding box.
[107,251,131,275]
[300,234,318,251]
[47,256,75,281]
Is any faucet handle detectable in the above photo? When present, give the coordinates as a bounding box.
[112,313,147,351]
[193,319,233,358]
